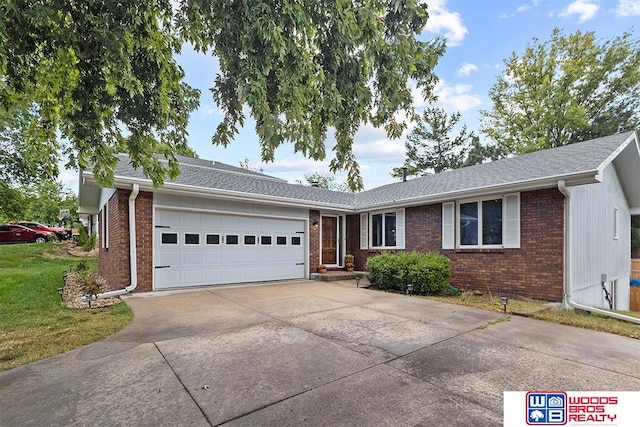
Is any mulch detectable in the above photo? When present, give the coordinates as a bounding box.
[62,242,122,309]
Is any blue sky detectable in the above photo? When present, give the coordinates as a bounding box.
[61,0,640,192]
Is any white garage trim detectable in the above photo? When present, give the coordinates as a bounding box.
[154,204,309,221]
[153,207,308,289]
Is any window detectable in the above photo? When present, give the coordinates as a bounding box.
[161,233,178,244]
[185,234,200,245]
[276,236,287,245]
[261,236,272,245]
[372,212,397,248]
[244,235,256,245]
[459,198,503,247]
[291,236,301,245]
[226,235,238,245]
[360,209,405,250]
[442,194,520,249]
[101,205,109,249]
[206,234,220,245]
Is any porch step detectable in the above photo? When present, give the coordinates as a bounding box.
[311,271,365,282]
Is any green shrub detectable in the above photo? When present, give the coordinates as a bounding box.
[365,251,451,295]
[76,226,97,251]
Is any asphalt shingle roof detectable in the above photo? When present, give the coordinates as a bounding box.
[355,131,634,207]
[110,131,635,211]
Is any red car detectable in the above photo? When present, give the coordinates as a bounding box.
[18,221,71,240]
[0,224,54,244]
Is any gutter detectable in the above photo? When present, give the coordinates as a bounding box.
[84,184,139,301]
[558,180,640,324]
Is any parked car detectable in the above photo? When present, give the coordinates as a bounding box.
[0,224,54,244]
[18,221,71,240]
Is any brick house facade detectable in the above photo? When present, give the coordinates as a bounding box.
[339,188,564,301]
[98,189,154,293]
[83,132,638,310]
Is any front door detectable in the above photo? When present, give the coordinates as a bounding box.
[321,216,340,266]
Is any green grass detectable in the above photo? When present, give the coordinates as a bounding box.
[425,293,640,340]
[0,243,133,371]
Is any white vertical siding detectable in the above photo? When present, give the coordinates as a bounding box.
[569,164,631,310]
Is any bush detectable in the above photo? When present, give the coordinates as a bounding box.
[365,251,451,295]
[76,225,97,251]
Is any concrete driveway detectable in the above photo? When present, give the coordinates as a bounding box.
[2,280,640,426]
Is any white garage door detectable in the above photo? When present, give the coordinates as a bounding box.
[154,209,306,289]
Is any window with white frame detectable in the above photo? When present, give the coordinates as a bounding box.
[101,205,109,249]
[442,194,520,249]
[360,209,405,249]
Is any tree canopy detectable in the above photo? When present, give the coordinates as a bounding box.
[392,107,474,178]
[481,28,640,155]
[295,172,351,192]
[1,0,446,191]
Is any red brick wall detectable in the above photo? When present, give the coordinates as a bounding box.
[98,189,154,293]
[309,210,320,273]
[134,191,153,292]
[348,188,565,301]
[99,191,130,292]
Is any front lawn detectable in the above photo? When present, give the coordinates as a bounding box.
[425,293,640,340]
[0,243,133,371]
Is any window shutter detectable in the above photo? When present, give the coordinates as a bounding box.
[360,213,368,249]
[395,209,405,249]
[442,202,455,249]
[504,193,520,248]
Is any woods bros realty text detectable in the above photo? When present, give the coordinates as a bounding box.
[503,391,640,426]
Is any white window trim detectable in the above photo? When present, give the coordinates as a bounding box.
[183,232,202,246]
[368,209,404,249]
[101,204,109,249]
[455,194,520,249]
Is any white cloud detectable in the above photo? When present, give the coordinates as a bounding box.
[434,80,483,113]
[517,0,540,13]
[424,0,468,46]
[457,62,478,77]
[616,0,640,16]
[558,0,600,22]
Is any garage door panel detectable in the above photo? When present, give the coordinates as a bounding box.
[154,209,306,289]
[203,268,223,282]
[181,212,202,229]
[204,251,223,265]
[156,250,180,266]
[183,269,203,285]
[182,251,202,265]
[156,270,180,289]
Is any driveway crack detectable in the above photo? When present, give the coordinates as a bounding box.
[154,342,213,427]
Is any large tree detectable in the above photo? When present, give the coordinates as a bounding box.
[481,28,640,154]
[392,107,473,177]
[295,172,351,192]
[1,1,445,191]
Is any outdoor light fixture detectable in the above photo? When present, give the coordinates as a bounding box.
[407,283,414,296]
[312,219,319,228]
[57,287,64,301]
[501,296,508,313]
[355,277,361,287]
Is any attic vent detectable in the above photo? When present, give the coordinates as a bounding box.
[211,161,216,166]
[311,181,319,188]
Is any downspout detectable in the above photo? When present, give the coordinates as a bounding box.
[558,180,640,324]
[85,184,139,300]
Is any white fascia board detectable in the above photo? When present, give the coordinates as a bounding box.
[356,171,599,212]
[596,131,638,175]
[83,173,354,213]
